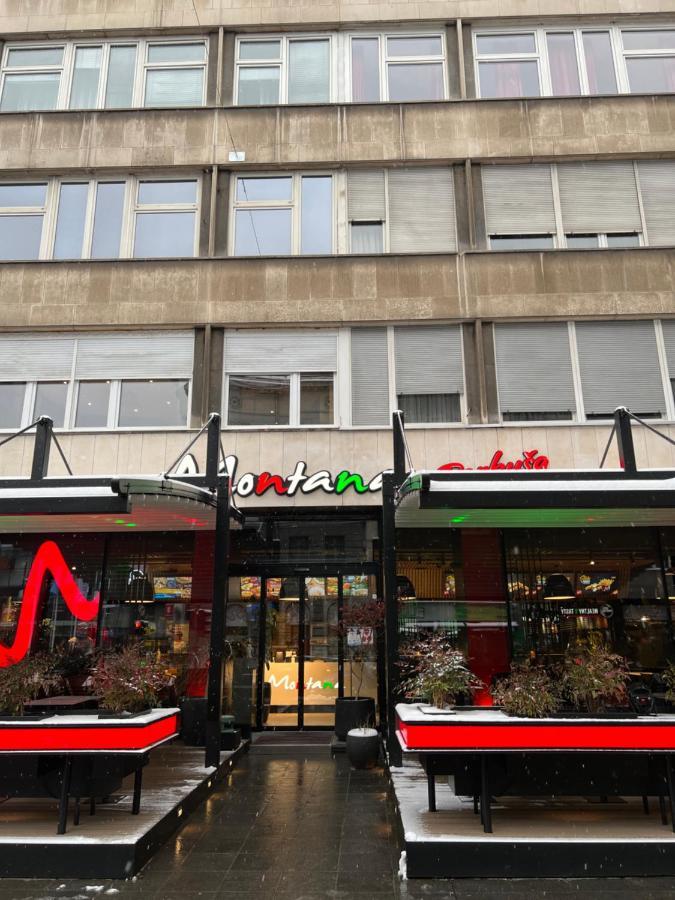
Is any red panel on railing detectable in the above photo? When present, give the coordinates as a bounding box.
[0,712,179,752]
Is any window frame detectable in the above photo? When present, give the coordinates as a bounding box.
[346,30,448,103]
[234,33,336,106]
[223,371,337,429]
[0,180,52,260]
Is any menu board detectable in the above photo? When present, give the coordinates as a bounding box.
[577,572,617,597]
[153,576,192,600]
[343,575,369,598]
[240,576,261,600]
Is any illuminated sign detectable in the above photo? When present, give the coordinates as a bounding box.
[0,541,100,668]
[176,449,550,497]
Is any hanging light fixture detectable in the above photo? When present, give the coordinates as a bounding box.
[543,573,575,600]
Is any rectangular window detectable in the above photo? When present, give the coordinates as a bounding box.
[74,381,111,428]
[397,393,460,423]
[118,379,189,427]
[582,31,618,94]
[0,383,26,428]
[133,179,198,258]
[144,42,206,107]
[394,325,464,424]
[53,182,89,260]
[300,373,334,425]
[236,36,330,105]
[565,233,600,249]
[34,381,68,428]
[0,182,47,260]
[233,173,332,256]
[227,374,291,426]
[349,32,446,102]
[622,30,675,93]
[490,234,554,250]
[475,32,540,98]
[70,46,102,109]
[0,46,64,111]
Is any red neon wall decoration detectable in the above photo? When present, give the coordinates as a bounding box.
[0,540,100,668]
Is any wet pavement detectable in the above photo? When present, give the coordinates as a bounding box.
[1,746,675,899]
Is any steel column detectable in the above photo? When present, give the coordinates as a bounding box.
[31,416,53,480]
[615,407,637,475]
[205,473,230,768]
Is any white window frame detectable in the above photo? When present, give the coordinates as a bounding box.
[344,29,448,102]
[223,371,337,429]
[230,171,335,256]
[130,174,202,259]
[234,33,336,105]
[0,179,53,260]
[0,38,208,112]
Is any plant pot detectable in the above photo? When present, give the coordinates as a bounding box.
[346,727,380,769]
[334,697,375,741]
[180,697,207,745]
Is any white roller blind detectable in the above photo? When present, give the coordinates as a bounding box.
[638,161,675,247]
[557,162,642,233]
[394,326,463,395]
[288,40,330,103]
[75,331,193,378]
[482,164,556,234]
[144,68,204,106]
[351,327,390,426]
[495,323,576,416]
[224,330,338,373]
[347,170,386,221]
[388,168,456,253]
[575,321,665,416]
[0,334,74,379]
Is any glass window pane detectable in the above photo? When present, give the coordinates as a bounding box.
[34,382,67,427]
[351,223,383,253]
[606,232,640,248]
[236,177,292,202]
[478,60,540,97]
[237,67,280,105]
[144,68,203,106]
[147,43,205,63]
[490,234,554,250]
[138,180,197,204]
[91,182,125,258]
[0,216,43,260]
[239,41,281,61]
[104,45,136,108]
[582,32,618,94]
[288,40,329,103]
[133,211,196,257]
[300,374,333,425]
[546,33,581,96]
[301,176,331,254]
[234,208,292,256]
[626,57,675,93]
[75,381,110,428]
[0,183,46,207]
[388,62,444,101]
[53,182,88,259]
[7,47,64,67]
[0,383,25,428]
[119,380,188,427]
[622,30,675,51]
[351,38,380,102]
[387,36,442,57]
[566,233,600,248]
[476,33,536,55]
[397,393,461,423]
[228,374,290,426]
[69,46,101,109]
[0,72,60,111]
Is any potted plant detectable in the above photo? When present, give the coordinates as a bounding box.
[399,633,483,711]
[560,644,630,716]
[0,654,63,718]
[662,661,675,707]
[335,598,384,742]
[87,643,174,716]
[491,662,561,717]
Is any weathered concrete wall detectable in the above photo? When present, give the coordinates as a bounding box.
[1,249,673,330]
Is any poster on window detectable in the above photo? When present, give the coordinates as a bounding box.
[347,626,374,647]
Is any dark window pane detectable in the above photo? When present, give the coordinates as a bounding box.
[104,45,136,108]
[34,382,68,427]
[606,232,640,248]
[234,208,292,255]
[0,215,43,260]
[476,33,536,55]
[626,57,675,93]
[301,176,331,254]
[351,38,380,101]
[119,380,188,426]
[478,60,540,97]
[582,32,618,94]
[75,381,110,428]
[351,222,384,253]
[300,374,333,425]
[503,410,573,422]
[0,383,25,428]
[547,33,581,96]
[133,211,195,257]
[490,234,554,250]
[53,182,88,259]
[91,182,125,258]
[388,62,444,100]
[387,36,443,57]
[227,374,290,426]
[237,67,280,104]
[566,233,600,248]
[397,393,461,423]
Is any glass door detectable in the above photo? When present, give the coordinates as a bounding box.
[302,577,339,727]
[264,576,301,727]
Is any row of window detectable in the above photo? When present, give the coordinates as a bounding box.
[3,322,675,431]
[5,160,675,261]
[2,24,674,112]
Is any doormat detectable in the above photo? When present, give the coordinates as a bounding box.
[253,732,332,746]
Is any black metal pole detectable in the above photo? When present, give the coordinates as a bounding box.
[382,471,401,766]
[205,473,230,768]
[615,407,637,475]
[31,416,53,480]
[205,413,221,490]
[94,537,109,649]
[393,411,406,481]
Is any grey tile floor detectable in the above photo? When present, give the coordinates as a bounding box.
[1,746,675,899]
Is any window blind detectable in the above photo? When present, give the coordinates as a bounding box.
[351,327,390,426]
[288,40,329,103]
[394,325,463,395]
[144,68,203,106]
[557,162,642,233]
[481,164,556,234]
[495,323,576,416]
[224,329,338,373]
[638,161,675,247]
[347,170,386,221]
[575,321,665,416]
[660,319,675,376]
[0,334,75,380]
[75,331,194,378]
[388,168,456,253]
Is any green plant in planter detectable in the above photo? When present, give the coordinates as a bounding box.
[88,643,175,714]
[491,662,561,717]
[0,654,63,716]
[399,633,483,709]
[561,644,630,714]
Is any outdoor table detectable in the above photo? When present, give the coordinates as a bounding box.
[396,703,675,834]
[0,707,179,834]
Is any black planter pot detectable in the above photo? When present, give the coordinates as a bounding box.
[334,697,375,741]
[346,728,380,769]
[180,697,207,745]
